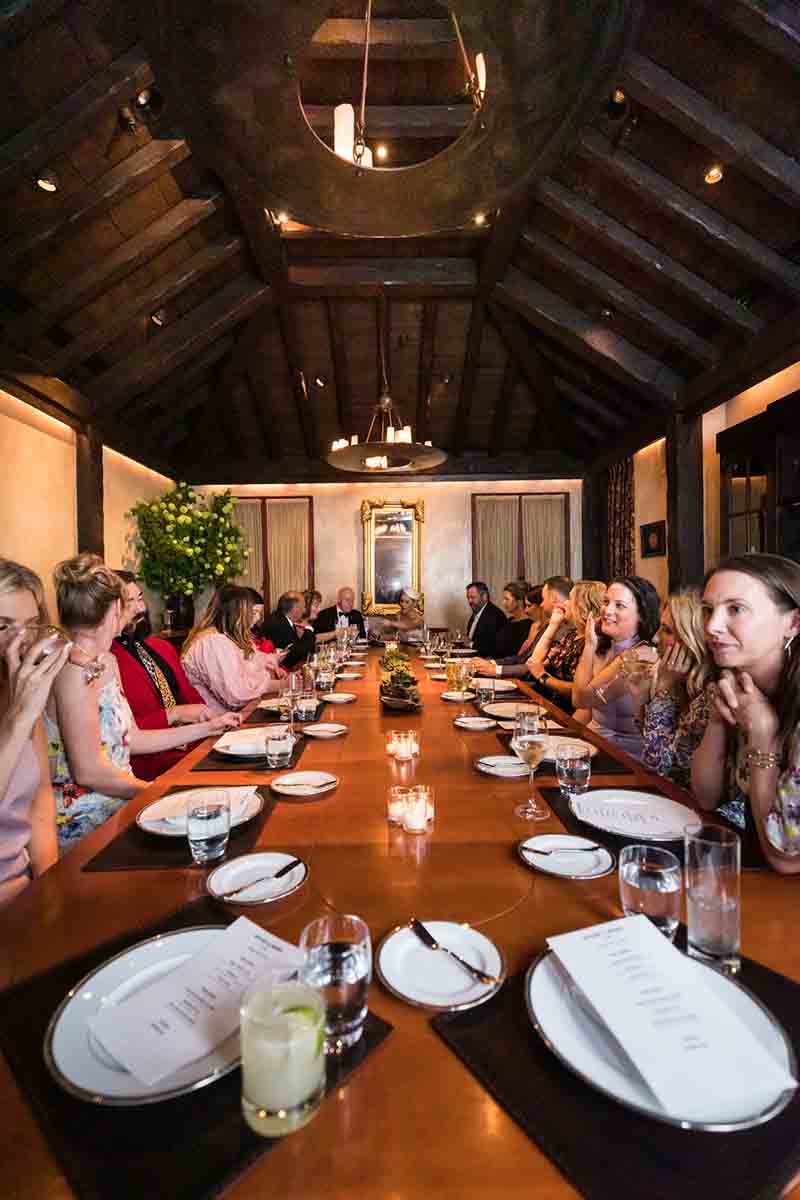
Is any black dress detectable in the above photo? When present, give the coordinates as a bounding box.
[493,618,532,660]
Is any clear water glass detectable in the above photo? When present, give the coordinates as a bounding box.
[240,976,326,1137]
[474,678,495,708]
[265,729,294,768]
[618,844,682,941]
[316,666,335,693]
[186,790,231,864]
[555,743,591,795]
[685,822,741,973]
[300,914,372,1054]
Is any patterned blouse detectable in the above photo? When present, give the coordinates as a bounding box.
[45,675,133,853]
[718,722,800,837]
[641,687,711,789]
[544,628,584,682]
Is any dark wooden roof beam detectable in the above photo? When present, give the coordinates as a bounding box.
[304,105,470,141]
[488,356,517,455]
[452,301,486,454]
[553,377,628,431]
[693,0,800,69]
[127,335,235,419]
[416,301,437,443]
[533,339,645,420]
[288,259,476,298]
[309,19,456,60]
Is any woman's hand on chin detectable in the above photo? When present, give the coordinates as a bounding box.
[715,669,779,747]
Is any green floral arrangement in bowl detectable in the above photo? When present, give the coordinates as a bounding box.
[128,482,248,599]
[380,662,422,711]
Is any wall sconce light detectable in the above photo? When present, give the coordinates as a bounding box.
[134,87,165,122]
[35,169,59,193]
[704,162,724,185]
[375,144,388,161]
[607,86,628,119]
[599,306,614,321]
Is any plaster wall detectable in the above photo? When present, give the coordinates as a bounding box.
[633,439,668,598]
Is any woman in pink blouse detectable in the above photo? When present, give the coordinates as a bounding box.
[182,586,284,713]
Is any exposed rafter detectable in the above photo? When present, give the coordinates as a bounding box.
[308,19,456,60]
[303,105,470,141]
[693,0,800,69]
[553,377,628,431]
[489,356,517,455]
[289,259,476,298]
[533,339,646,423]
[326,299,352,439]
[126,336,235,420]
[416,301,437,443]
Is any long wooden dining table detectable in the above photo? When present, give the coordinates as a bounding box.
[1,648,799,1199]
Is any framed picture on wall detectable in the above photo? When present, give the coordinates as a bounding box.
[640,520,666,559]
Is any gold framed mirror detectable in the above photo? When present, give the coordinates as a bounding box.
[361,499,424,615]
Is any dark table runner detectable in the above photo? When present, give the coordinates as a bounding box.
[82,788,277,873]
[0,898,392,1200]
[495,730,634,778]
[243,700,327,727]
[191,734,309,774]
[433,951,800,1200]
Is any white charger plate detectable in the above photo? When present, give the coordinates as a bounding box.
[525,950,796,1131]
[136,788,262,838]
[481,701,545,719]
[475,755,529,778]
[270,771,338,797]
[336,672,362,679]
[454,716,497,731]
[518,834,615,879]
[206,851,308,905]
[441,690,476,702]
[302,723,348,739]
[326,692,357,704]
[44,927,238,1105]
[470,677,518,692]
[570,789,695,842]
[376,921,505,1011]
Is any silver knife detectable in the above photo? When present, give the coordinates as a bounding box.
[222,857,303,899]
[409,918,501,986]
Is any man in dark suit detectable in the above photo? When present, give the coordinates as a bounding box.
[261,591,315,668]
[465,580,507,658]
[313,586,366,639]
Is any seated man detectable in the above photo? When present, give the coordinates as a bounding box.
[314,586,366,639]
[261,591,315,668]
[473,576,574,678]
[465,581,506,658]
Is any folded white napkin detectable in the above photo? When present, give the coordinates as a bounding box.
[145,787,256,827]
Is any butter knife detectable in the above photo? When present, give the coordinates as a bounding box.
[222,857,303,899]
[409,918,501,986]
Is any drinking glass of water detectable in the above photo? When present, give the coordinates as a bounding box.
[265,729,294,769]
[684,821,741,973]
[300,914,372,1054]
[555,743,591,795]
[186,789,231,865]
[618,844,682,941]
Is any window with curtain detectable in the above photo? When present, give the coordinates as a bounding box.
[232,496,314,607]
[472,492,569,596]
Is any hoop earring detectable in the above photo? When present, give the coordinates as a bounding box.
[785,633,797,656]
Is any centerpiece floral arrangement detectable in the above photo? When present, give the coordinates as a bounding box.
[128,482,248,600]
[379,647,422,711]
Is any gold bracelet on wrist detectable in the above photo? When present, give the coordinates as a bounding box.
[652,687,679,701]
[744,747,781,769]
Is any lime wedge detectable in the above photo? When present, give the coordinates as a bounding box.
[282,1004,318,1023]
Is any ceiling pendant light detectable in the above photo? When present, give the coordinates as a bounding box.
[325,296,447,474]
[331,1,375,171]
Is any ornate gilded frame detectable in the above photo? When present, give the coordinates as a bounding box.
[361,499,424,615]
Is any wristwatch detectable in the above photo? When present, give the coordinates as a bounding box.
[541,671,550,686]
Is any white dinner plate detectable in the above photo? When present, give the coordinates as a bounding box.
[481,701,545,719]
[336,672,362,679]
[470,677,518,692]
[570,789,695,842]
[326,692,357,704]
[441,690,476,702]
[525,951,796,1131]
[206,852,308,905]
[454,716,497,731]
[302,722,348,739]
[270,771,338,797]
[136,788,262,838]
[475,755,529,778]
[44,927,238,1105]
[518,834,615,880]
[376,921,505,1011]
[212,728,297,759]
[517,734,597,762]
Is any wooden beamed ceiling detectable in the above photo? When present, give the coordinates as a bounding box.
[1,0,800,484]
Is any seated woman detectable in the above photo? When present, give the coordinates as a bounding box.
[302,589,335,645]
[47,556,239,853]
[492,581,532,660]
[380,589,425,641]
[692,554,800,875]
[0,560,69,906]
[112,573,242,781]
[525,580,605,710]
[472,585,544,677]
[244,588,275,655]
[182,585,284,712]
[571,575,661,758]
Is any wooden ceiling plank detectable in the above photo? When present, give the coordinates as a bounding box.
[622,53,800,211]
[692,0,800,69]
[497,267,683,404]
[326,298,353,439]
[0,46,154,194]
[288,259,477,298]
[588,414,669,472]
[45,234,243,374]
[87,274,270,416]
[246,349,283,462]
[538,178,763,335]
[5,193,224,349]
[521,226,717,366]
[303,105,470,140]
[309,19,456,60]
[0,0,66,47]
[0,139,191,269]
[147,385,212,444]
[127,335,235,419]
[578,129,800,299]
[488,355,518,455]
[416,300,437,442]
[452,301,486,455]
[533,339,650,421]
[553,376,628,431]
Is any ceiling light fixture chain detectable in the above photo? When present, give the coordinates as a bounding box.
[450,12,483,111]
[353,0,374,168]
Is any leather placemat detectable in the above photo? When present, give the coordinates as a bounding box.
[495,730,634,777]
[0,898,393,1200]
[82,788,277,873]
[191,733,309,774]
[243,700,327,727]
[433,954,800,1200]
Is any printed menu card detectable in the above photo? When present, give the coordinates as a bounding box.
[547,916,797,1121]
[88,918,303,1087]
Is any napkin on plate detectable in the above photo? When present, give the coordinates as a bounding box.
[146,787,256,827]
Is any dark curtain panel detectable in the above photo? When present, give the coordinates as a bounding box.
[607,458,635,577]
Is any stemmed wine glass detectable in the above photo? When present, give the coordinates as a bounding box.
[456,661,473,719]
[510,711,551,821]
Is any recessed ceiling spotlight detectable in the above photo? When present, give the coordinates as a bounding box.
[150,309,167,327]
[474,212,486,226]
[704,162,724,185]
[276,211,289,224]
[375,144,388,161]
[607,86,628,119]
[314,374,327,388]
[134,86,165,121]
[599,306,614,321]
[35,169,59,193]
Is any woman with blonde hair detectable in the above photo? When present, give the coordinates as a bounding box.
[0,560,70,903]
[46,556,240,851]
[526,580,605,709]
[182,584,284,712]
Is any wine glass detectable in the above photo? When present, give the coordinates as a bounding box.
[456,661,473,719]
[510,731,551,821]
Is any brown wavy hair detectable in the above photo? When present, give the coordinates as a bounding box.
[570,580,606,630]
[663,590,709,699]
[182,585,255,659]
[54,554,123,629]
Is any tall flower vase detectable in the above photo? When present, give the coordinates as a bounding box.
[166,594,195,631]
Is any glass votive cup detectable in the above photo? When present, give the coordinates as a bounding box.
[409,730,421,757]
[401,788,429,834]
[387,785,411,825]
[385,730,403,757]
[393,732,415,762]
[410,783,434,824]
